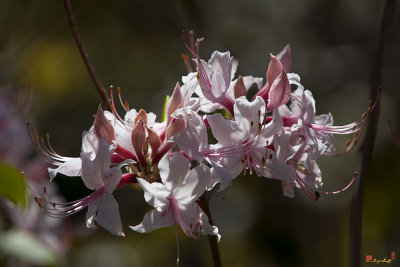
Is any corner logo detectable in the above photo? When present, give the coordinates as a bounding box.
[366,252,396,264]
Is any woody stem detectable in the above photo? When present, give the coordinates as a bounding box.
[350,0,396,266]
[63,0,112,111]
[199,194,222,267]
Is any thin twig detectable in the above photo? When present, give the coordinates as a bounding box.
[199,194,222,267]
[350,1,396,266]
[63,0,112,111]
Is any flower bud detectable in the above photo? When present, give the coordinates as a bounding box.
[94,106,115,144]
[233,76,247,99]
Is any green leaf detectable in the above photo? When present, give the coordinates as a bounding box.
[221,108,232,120]
[161,95,170,122]
[0,163,26,208]
[0,230,59,266]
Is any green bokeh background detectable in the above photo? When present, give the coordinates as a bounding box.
[1,0,400,266]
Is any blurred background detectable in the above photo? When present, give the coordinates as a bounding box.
[0,0,399,266]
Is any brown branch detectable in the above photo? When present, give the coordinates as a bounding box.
[350,1,396,266]
[199,194,222,267]
[63,0,112,111]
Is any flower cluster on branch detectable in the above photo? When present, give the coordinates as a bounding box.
[30,35,374,243]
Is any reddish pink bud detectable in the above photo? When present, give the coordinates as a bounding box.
[233,76,247,99]
[131,120,147,167]
[266,54,284,85]
[135,109,148,126]
[266,69,290,111]
[147,127,161,158]
[254,55,290,110]
[166,82,183,124]
[276,44,291,73]
[94,106,115,145]
[166,118,185,140]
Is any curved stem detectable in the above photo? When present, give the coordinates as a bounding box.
[63,0,112,111]
[199,194,222,267]
[350,1,396,266]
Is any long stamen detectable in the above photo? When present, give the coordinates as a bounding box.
[247,151,265,176]
[117,86,129,112]
[181,31,197,59]
[174,215,180,267]
[310,121,361,134]
[318,172,357,195]
[187,36,211,93]
[37,189,103,218]
[322,92,382,157]
[204,120,263,158]
[203,137,257,157]
[169,198,196,239]
[323,131,361,157]
[295,171,319,201]
[206,113,266,165]
[181,53,193,73]
[30,173,137,218]
[189,30,195,56]
[27,124,75,166]
[110,85,124,122]
[312,88,381,136]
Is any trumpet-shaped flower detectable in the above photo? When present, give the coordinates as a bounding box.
[33,137,135,236]
[82,138,133,236]
[253,53,291,111]
[206,96,292,182]
[171,107,232,190]
[195,51,263,114]
[130,153,219,240]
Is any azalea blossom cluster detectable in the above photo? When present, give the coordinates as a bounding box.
[30,37,372,241]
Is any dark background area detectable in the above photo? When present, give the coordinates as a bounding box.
[0,0,399,266]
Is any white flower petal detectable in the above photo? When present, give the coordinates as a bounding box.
[199,211,220,242]
[81,138,115,190]
[282,182,295,198]
[136,178,170,207]
[172,108,208,151]
[95,139,115,175]
[103,159,135,194]
[95,193,124,236]
[159,153,190,191]
[48,157,82,180]
[115,124,135,153]
[207,113,242,145]
[234,96,265,134]
[130,206,174,234]
[174,162,210,203]
[124,109,138,128]
[208,51,233,92]
[208,160,232,192]
[81,131,99,159]
[242,76,263,91]
[80,155,103,190]
[178,202,220,239]
[86,197,101,229]
[103,168,122,194]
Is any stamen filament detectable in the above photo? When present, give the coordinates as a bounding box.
[318,172,357,195]
[29,173,137,218]
[110,85,124,122]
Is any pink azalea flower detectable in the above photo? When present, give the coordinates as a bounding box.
[253,52,291,111]
[186,48,262,114]
[130,153,220,240]
[82,138,134,236]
